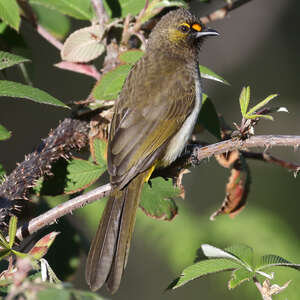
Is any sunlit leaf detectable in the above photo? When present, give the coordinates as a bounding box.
[90,138,107,166]
[0,51,29,70]
[246,114,274,121]
[239,86,250,116]
[29,0,93,20]
[64,158,104,194]
[93,64,131,100]
[246,94,278,117]
[0,124,11,141]
[61,25,105,63]
[0,0,20,31]
[200,65,229,85]
[140,177,179,221]
[104,0,145,18]
[0,80,69,108]
[225,244,253,268]
[257,255,300,272]
[171,258,241,289]
[8,215,17,248]
[119,50,144,65]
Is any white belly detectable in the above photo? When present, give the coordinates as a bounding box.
[162,71,202,165]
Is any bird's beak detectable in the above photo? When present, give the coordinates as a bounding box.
[196,28,219,38]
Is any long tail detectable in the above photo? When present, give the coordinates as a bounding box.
[85,172,146,293]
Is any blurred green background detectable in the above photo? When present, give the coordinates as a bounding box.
[1,0,300,299]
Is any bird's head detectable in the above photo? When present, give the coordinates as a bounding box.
[147,8,219,59]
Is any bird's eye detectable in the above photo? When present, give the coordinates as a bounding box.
[178,24,190,33]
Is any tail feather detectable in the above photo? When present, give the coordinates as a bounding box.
[85,172,146,293]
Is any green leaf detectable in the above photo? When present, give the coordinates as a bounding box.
[31,4,71,40]
[29,0,93,20]
[171,258,241,289]
[200,65,229,85]
[140,177,179,221]
[92,138,107,166]
[0,51,30,70]
[229,268,252,289]
[37,288,71,300]
[246,94,278,117]
[0,80,69,108]
[245,114,274,121]
[201,244,248,269]
[0,124,11,141]
[0,0,20,31]
[225,244,254,268]
[0,164,5,179]
[61,25,105,63]
[11,249,28,258]
[65,158,104,193]
[92,64,131,100]
[239,86,250,117]
[8,215,17,248]
[0,231,9,249]
[198,97,221,139]
[0,249,11,261]
[256,255,300,272]
[69,289,106,299]
[119,50,144,65]
[104,0,145,18]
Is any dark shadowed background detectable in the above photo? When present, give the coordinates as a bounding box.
[0,0,300,299]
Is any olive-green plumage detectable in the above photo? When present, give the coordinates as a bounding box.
[85,8,218,293]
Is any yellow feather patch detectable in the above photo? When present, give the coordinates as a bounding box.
[192,23,202,32]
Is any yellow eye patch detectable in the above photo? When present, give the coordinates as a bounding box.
[192,23,202,32]
[180,22,190,28]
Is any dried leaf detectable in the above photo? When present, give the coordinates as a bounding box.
[211,155,250,220]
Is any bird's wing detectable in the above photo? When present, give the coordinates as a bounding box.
[108,55,197,188]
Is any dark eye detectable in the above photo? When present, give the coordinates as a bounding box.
[178,25,190,33]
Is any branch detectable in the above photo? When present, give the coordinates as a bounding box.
[0,118,89,229]
[15,134,300,241]
[91,0,109,26]
[253,276,271,300]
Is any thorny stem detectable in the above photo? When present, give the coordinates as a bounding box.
[15,134,300,241]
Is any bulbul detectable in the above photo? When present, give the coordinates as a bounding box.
[85,8,219,293]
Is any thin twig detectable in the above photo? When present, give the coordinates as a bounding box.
[91,0,109,26]
[36,25,63,50]
[15,135,300,241]
[253,276,271,300]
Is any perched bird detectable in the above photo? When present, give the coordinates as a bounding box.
[85,8,219,293]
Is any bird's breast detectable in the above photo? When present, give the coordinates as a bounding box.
[162,66,202,165]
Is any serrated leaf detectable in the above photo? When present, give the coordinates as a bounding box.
[61,25,105,63]
[31,4,71,40]
[171,258,241,289]
[201,244,248,269]
[239,86,250,116]
[65,158,104,194]
[246,94,278,117]
[0,0,21,31]
[229,268,252,289]
[140,177,179,221]
[0,80,69,108]
[91,138,107,166]
[200,65,229,85]
[225,244,253,268]
[119,50,144,65]
[29,232,60,260]
[8,215,17,248]
[29,0,93,20]
[198,97,221,139]
[0,51,29,70]
[257,255,300,272]
[0,124,11,141]
[93,64,131,100]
